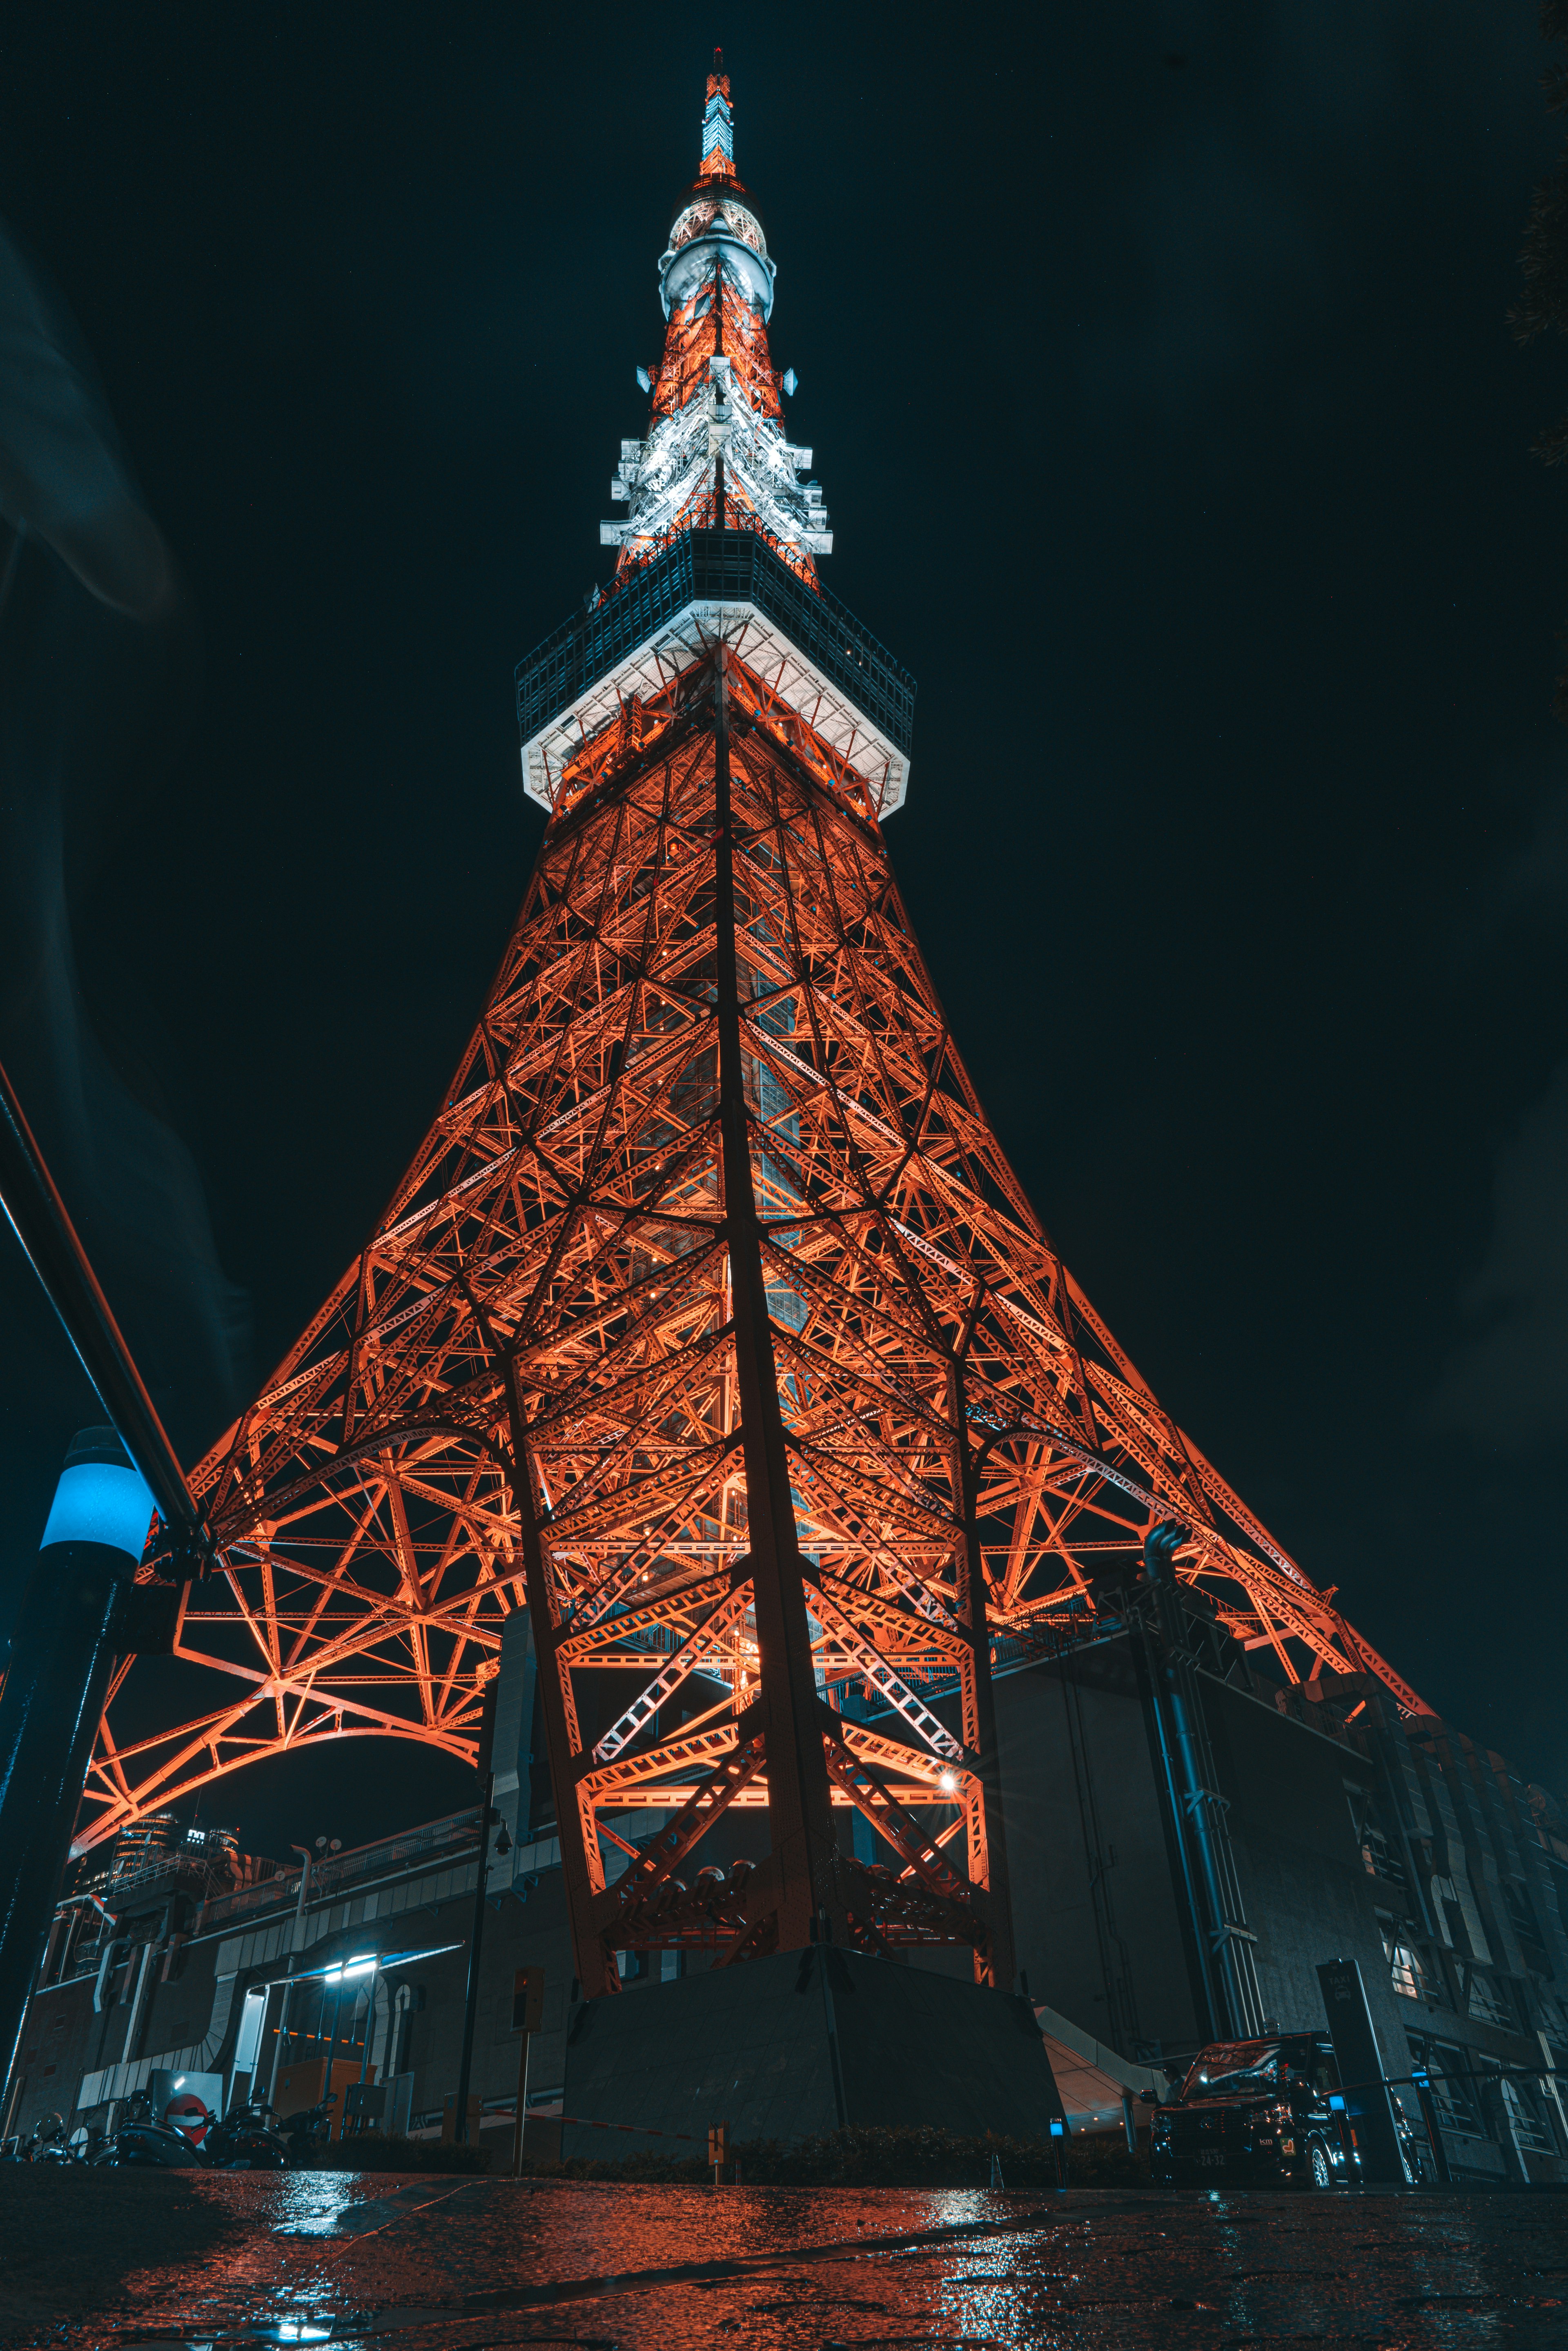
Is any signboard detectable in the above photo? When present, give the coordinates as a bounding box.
[1316,1957,1408,2184]
[512,1965,546,2034]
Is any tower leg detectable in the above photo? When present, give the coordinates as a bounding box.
[502,1370,618,1998]
[950,1364,1017,1990]
[713,655,843,1951]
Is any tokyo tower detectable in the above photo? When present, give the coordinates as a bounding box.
[82,54,1428,1999]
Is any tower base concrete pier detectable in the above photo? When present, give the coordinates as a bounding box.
[560,1949,1067,2156]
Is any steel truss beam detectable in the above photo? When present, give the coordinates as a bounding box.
[83,639,1430,2002]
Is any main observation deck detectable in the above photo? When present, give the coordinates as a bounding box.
[514,529,916,818]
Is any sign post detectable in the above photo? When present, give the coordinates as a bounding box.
[510,1965,545,2177]
[708,2120,730,2186]
[1316,1957,1408,2184]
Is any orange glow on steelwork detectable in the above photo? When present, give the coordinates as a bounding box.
[82,58,1433,2001]
[85,634,1429,1995]
[648,268,784,433]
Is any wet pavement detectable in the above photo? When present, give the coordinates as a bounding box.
[4,2172,1567,2349]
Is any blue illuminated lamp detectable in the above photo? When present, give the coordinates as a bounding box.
[0,1424,158,2100]
[782,368,797,397]
[1049,2117,1066,2138]
[40,1426,156,1559]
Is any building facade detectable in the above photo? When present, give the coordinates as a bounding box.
[11,1607,1566,2184]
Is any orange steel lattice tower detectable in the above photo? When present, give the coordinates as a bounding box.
[82,58,1431,1998]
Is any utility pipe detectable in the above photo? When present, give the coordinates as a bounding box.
[1140,1521,1266,2043]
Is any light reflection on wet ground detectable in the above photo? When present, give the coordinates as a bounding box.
[23,2173,1568,2350]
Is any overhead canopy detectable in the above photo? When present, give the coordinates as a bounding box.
[1035,2002,1172,2135]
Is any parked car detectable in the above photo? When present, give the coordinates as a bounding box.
[1150,2033,1414,2189]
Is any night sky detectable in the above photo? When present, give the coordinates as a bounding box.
[1,4,1565,1858]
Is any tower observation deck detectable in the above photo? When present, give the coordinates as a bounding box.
[82,56,1430,2007]
[516,52,913,818]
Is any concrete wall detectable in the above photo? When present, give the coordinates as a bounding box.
[13,1626,1563,2182]
[996,1647,1196,2055]
[992,1634,1415,2085]
[1203,1676,1415,2078]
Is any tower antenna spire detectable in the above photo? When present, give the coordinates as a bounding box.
[700,45,735,178]
[608,55,817,575]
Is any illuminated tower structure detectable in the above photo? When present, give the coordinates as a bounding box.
[82,58,1429,2013]
[601,57,829,586]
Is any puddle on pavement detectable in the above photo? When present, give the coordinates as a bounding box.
[24,2179,1568,2351]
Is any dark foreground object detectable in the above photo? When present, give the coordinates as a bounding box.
[1152,2028,1417,2191]
[561,1945,1065,2156]
[3,2168,1565,2350]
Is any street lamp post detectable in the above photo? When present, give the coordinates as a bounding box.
[266,1845,313,2107]
[452,1774,497,2146]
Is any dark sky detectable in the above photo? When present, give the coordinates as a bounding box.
[1,3,1565,1854]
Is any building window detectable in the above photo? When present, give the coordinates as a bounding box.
[1412,2039,1483,2139]
[1349,1792,1406,1887]
[1381,1926,1427,2001]
[1501,1878,1539,1948]
[1466,1972,1514,2030]
[1500,2075,1559,2158]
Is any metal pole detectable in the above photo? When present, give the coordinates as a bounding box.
[1410,2075,1452,2184]
[323,1966,345,2137]
[510,2023,533,2176]
[0,1053,205,1557]
[0,1056,217,2121]
[266,1847,313,2107]
[452,1775,494,2145]
[356,1963,379,2089]
[0,1426,154,2121]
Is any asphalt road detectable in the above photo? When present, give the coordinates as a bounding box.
[1,2170,1564,2349]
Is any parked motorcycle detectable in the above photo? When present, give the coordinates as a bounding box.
[203,2096,291,2169]
[92,2086,334,2170]
[15,2113,87,2165]
[94,2090,205,2168]
[278,2093,337,2166]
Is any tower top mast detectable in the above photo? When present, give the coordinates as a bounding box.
[699,47,736,181]
[604,56,827,587]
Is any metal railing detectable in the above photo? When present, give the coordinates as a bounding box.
[515,529,916,758]
[198,1807,484,1929]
